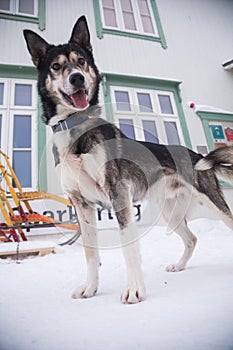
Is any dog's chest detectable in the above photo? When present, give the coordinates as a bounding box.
[53,131,110,207]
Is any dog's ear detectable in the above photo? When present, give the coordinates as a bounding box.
[23,30,50,68]
[69,16,92,53]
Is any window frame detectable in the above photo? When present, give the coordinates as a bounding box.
[0,78,8,108]
[0,65,47,191]
[100,0,158,36]
[0,0,38,17]
[10,79,37,110]
[9,109,38,190]
[94,0,167,48]
[0,78,38,191]
[0,0,45,30]
[106,77,189,146]
[0,110,7,151]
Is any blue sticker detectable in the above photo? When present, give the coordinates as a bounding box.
[210,125,225,140]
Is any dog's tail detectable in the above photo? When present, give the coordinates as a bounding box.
[195,146,233,184]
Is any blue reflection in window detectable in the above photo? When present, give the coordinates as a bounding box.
[137,93,153,112]
[119,119,135,139]
[13,151,32,187]
[0,83,4,105]
[115,91,131,111]
[13,115,31,148]
[142,120,159,143]
[164,121,180,145]
[14,84,32,106]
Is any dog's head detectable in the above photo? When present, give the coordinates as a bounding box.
[24,16,101,125]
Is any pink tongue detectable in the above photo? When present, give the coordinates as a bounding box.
[71,90,88,109]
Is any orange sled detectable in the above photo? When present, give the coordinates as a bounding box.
[0,150,80,244]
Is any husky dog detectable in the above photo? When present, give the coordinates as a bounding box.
[24,16,233,303]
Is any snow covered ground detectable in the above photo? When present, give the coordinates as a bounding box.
[1,219,233,350]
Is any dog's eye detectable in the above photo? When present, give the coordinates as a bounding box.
[52,63,61,71]
[78,57,85,66]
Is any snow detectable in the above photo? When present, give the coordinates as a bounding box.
[1,219,233,350]
[194,104,233,115]
[0,240,56,253]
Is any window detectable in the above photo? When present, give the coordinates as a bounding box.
[101,0,157,35]
[197,110,233,188]
[119,118,136,139]
[94,0,167,48]
[0,115,2,148]
[0,78,37,189]
[0,0,37,16]
[197,111,233,151]
[111,86,184,145]
[0,0,45,30]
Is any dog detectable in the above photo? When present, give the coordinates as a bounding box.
[23,16,233,303]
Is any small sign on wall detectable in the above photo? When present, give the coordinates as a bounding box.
[209,122,233,149]
[225,127,233,142]
[210,124,225,142]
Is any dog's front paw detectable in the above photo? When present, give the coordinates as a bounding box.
[72,284,97,299]
[166,263,185,272]
[121,285,146,304]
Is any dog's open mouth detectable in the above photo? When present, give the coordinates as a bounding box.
[60,89,89,110]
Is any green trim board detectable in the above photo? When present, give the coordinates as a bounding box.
[0,65,37,79]
[0,0,46,30]
[0,64,47,189]
[101,73,192,149]
[93,0,167,49]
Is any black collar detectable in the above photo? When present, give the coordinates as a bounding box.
[52,114,89,133]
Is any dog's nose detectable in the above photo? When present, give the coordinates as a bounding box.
[69,73,85,88]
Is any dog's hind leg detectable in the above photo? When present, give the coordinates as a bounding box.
[166,219,197,272]
[71,200,100,299]
[162,197,197,272]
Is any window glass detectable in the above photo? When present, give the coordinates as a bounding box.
[137,92,153,112]
[164,121,180,145]
[119,119,135,139]
[13,115,32,148]
[142,120,159,143]
[115,91,131,111]
[137,0,155,34]
[13,151,31,187]
[18,0,34,15]
[158,95,174,114]
[14,84,32,106]
[1,78,37,189]
[0,0,10,11]
[102,0,117,27]
[0,83,4,105]
[0,115,2,146]
[120,0,136,30]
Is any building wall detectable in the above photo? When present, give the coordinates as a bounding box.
[0,0,233,226]
[1,0,233,148]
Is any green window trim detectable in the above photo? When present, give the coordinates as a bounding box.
[0,64,47,190]
[101,73,192,149]
[0,0,46,31]
[93,0,167,49]
[197,111,233,188]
